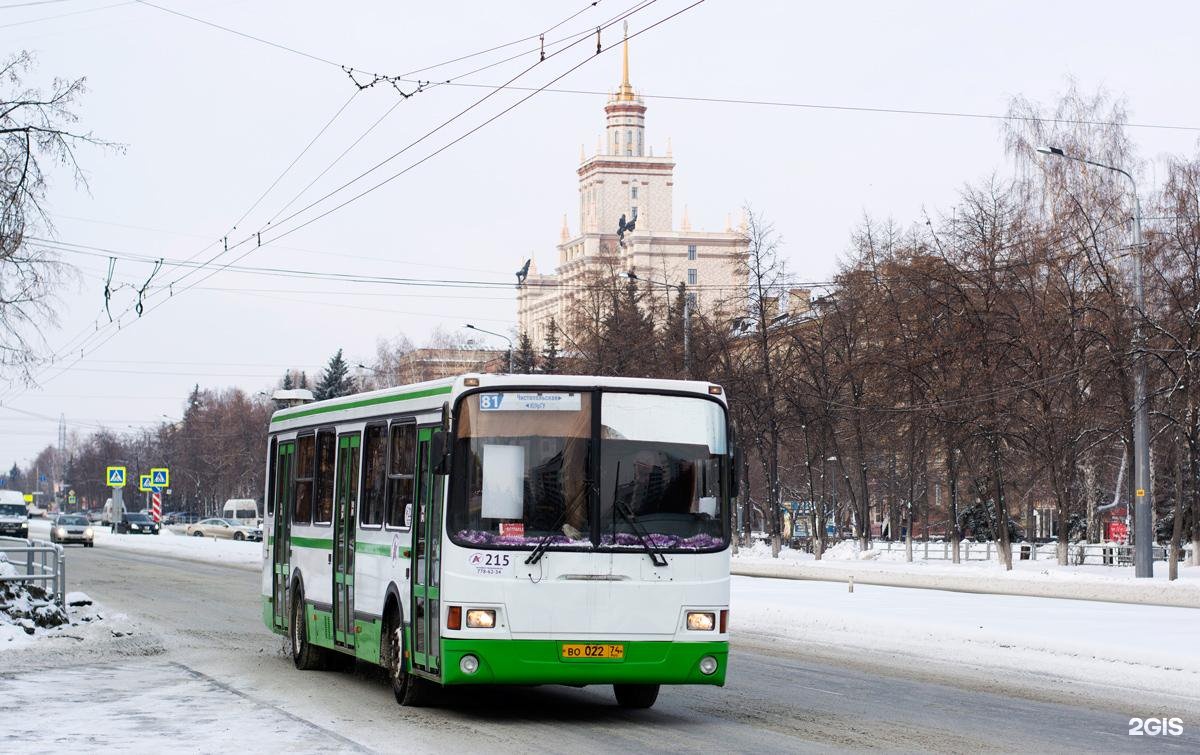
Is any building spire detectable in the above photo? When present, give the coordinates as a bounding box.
[617,21,635,101]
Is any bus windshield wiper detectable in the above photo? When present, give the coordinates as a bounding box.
[611,463,668,568]
[526,486,589,565]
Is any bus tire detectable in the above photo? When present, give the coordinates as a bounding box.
[383,608,429,707]
[613,683,660,709]
[290,589,328,671]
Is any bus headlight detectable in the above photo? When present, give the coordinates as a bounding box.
[686,612,715,631]
[466,609,495,629]
[699,656,718,675]
[460,654,480,674]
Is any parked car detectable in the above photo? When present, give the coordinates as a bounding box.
[113,511,160,535]
[186,517,262,541]
[86,510,105,524]
[50,514,94,547]
[164,511,199,525]
[0,497,29,538]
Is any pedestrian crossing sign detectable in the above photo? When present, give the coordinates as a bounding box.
[151,468,170,488]
[106,466,126,488]
[139,474,153,492]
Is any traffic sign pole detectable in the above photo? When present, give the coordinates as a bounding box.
[151,487,162,524]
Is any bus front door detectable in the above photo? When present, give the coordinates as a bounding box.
[271,440,295,631]
[332,432,361,649]
[409,426,442,677]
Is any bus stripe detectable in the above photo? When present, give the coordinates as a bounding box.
[291,536,334,550]
[270,385,453,425]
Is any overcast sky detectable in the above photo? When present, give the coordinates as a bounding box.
[2,0,1199,469]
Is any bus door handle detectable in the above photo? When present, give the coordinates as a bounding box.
[327,553,332,565]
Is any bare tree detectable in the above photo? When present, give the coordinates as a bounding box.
[1,51,117,381]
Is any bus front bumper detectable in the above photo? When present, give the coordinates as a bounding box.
[440,639,728,687]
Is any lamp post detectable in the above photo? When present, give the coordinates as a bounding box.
[620,270,691,377]
[465,324,514,373]
[1037,145,1152,578]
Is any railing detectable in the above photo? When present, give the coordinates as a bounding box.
[0,537,66,607]
[868,539,1194,566]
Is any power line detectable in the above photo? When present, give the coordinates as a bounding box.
[392,80,1200,134]
[0,0,130,28]
[4,1,691,407]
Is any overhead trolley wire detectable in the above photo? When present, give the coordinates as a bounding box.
[4,1,695,406]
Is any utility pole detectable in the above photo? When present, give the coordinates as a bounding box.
[1037,146,1153,577]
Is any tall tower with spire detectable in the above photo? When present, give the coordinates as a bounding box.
[604,26,646,157]
[517,26,748,347]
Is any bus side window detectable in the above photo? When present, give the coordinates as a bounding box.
[294,434,315,524]
[314,430,336,526]
[386,423,416,529]
[360,425,387,527]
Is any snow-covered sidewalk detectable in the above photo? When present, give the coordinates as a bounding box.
[733,540,1200,607]
[732,573,1200,703]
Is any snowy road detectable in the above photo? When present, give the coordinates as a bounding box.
[4,545,1197,753]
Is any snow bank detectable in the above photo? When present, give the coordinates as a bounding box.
[96,529,263,570]
[733,543,1200,607]
[26,518,263,571]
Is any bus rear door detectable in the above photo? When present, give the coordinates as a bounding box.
[271,440,295,630]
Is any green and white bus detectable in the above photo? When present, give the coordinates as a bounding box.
[262,373,734,709]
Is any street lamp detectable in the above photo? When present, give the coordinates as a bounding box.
[621,270,692,377]
[1037,145,1151,578]
[465,324,514,372]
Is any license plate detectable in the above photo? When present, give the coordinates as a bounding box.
[561,643,625,660]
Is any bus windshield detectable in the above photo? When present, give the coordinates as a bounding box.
[448,390,727,553]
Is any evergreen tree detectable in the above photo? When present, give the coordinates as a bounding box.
[299,371,309,389]
[281,370,294,390]
[6,462,18,488]
[314,349,355,400]
[541,317,561,374]
[513,332,538,374]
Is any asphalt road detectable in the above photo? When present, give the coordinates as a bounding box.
[30,544,1200,753]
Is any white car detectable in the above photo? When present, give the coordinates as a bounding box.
[0,499,29,539]
[186,517,262,541]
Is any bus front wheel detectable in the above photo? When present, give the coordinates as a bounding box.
[614,684,660,709]
[384,610,429,707]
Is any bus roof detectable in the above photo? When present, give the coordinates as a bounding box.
[268,373,725,433]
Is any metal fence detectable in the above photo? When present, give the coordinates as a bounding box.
[868,539,1194,566]
[0,537,66,607]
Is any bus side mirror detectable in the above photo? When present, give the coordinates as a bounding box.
[729,444,742,495]
[431,430,450,475]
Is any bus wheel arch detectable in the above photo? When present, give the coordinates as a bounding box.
[383,582,428,706]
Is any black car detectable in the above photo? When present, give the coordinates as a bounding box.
[114,511,160,535]
[167,512,200,525]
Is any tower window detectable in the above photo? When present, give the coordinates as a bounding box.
[631,186,638,200]
[687,244,697,260]
[626,129,632,144]
[688,268,697,285]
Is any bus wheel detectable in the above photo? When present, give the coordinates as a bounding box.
[614,684,660,709]
[290,590,327,670]
[384,610,429,706]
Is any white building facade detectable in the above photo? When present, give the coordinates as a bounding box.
[517,36,748,345]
